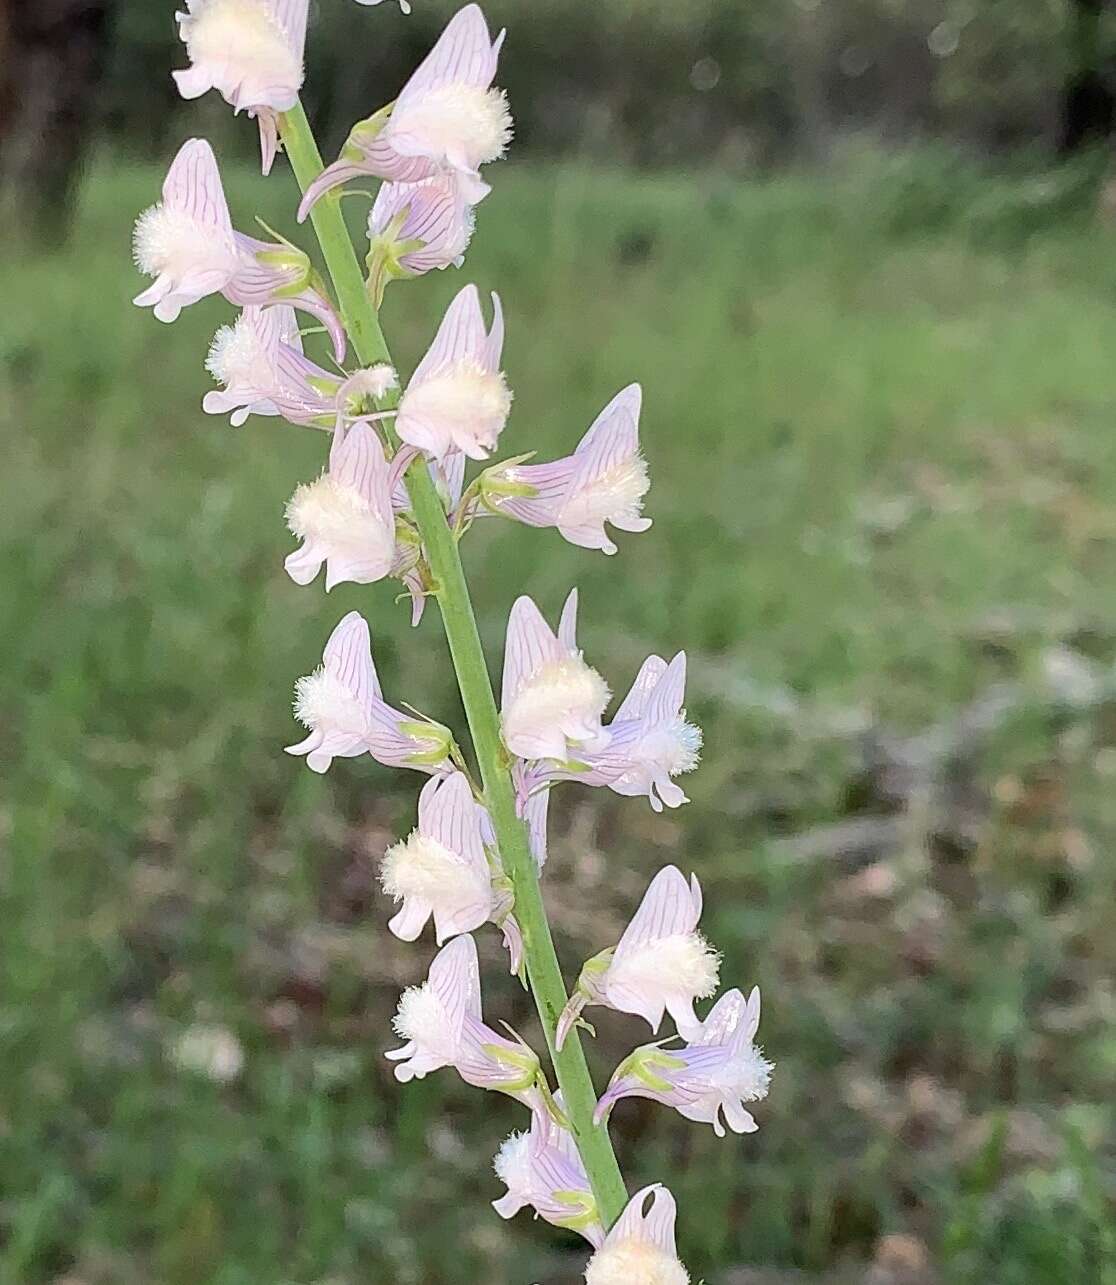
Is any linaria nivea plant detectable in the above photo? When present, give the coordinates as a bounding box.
[138,3,773,1278]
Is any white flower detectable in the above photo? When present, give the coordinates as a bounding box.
[579,653,702,811]
[584,1186,689,1285]
[558,866,720,1049]
[395,284,510,461]
[386,935,540,1099]
[173,0,308,172]
[596,987,774,1138]
[497,384,652,555]
[380,772,494,944]
[132,139,241,323]
[285,422,397,590]
[492,1097,603,1246]
[286,612,453,775]
[298,5,509,217]
[500,589,611,762]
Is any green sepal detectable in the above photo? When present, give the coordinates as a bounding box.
[341,103,394,162]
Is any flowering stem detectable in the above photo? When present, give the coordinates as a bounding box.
[278,102,629,1227]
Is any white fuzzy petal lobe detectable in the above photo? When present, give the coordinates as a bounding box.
[132,203,237,280]
[502,657,609,757]
[712,1043,774,1103]
[393,983,453,1053]
[292,668,367,736]
[493,1130,532,1191]
[207,315,273,387]
[561,455,650,530]
[390,84,512,169]
[180,0,303,107]
[380,832,488,908]
[635,717,703,780]
[585,1240,690,1285]
[610,932,720,1000]
[286,475,394,560]
[400,361,512,457]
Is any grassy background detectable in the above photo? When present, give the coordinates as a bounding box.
[2,151,1116,1283]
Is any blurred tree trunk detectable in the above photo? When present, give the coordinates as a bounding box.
[788,5,832,165]
[1060,0,1115,153]
[0,0,114,241]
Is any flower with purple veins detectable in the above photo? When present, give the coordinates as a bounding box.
[366,175,475,304]
[173,0,309,174]
[133,138,345,360]
[298,4,509,219]
[493,1097,604,1246]
[500,589,611,763]
[582,1184,690,1285]
[285,611,453,774]
[596,987,773,1137]
[132,138,242,323]
[573,652,702,812]
[284,421,397,590]
[394,283,510,462]
[380,771,495,944]
[203,305,300,427]
[386,934,540,1102]
[557,865,720,1049]
[491,383,651,554]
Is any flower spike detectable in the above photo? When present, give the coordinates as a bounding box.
[173,0,309,173]
[557,866,720,1049]
[583,1185,690,1285]
[380,772,494,944]
[298,4,509,219]
[395,284,510,461]
[596,987,773,1137]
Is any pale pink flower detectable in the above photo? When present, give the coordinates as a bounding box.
[557,866,720,1050]
[492,1098,604,1247]
[500,589,611,763]
[380,772,494,944]
[583,1185,689,1285]
[132,138,241,323]
[366,176,475,303]
[394,284,509,461]
[172,0,308,174]
[203,304,336,428]
[386,934,540,1101]
[133,140,345,360]
[570,653,702,812]
[298,4,509,218]
[596,988,773,1138]
[286,611,452,774]
[493,384,651,554]
[284,422,396,589]
[208,308,392,432]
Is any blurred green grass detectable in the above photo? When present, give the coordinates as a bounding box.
[1,152,1116,1283]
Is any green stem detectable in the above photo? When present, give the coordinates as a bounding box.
[278,101,629,1227]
